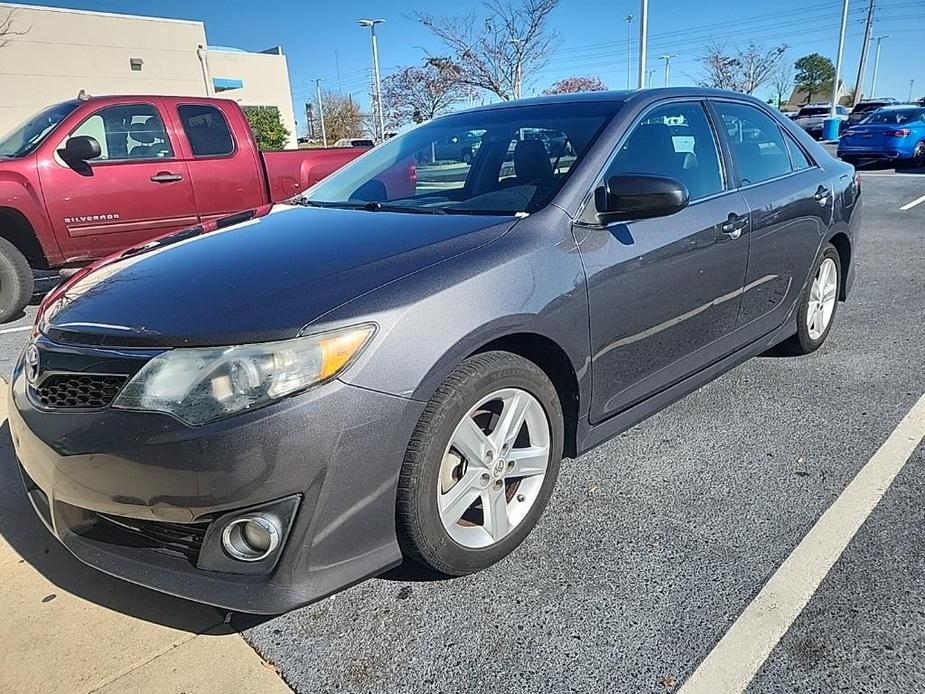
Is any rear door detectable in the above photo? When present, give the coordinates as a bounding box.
[579,100,750,423]
[40,100,197,260]
[710,100,832,345]
[169,102,266,223]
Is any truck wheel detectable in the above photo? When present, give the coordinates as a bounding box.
[0,237,35,322]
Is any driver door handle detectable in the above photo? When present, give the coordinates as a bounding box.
[721,213,748,239]
[150,172,183,183]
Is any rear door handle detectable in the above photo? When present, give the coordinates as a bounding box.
[150,172,183,183]
[721,213,748,239]
[814,186,831,206]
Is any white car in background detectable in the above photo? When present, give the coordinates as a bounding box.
[794,104,849,139]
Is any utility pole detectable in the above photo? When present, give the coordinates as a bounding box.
[825,0,849,140]
[909,79,915,102]
[868,35,889,98]
[852,0,875,106]
[637,0,649,90]
[624,14,634,89]
[359,19,386,142]
[304,102,314,140]
[314,78,327,147]
[660,54,677,87]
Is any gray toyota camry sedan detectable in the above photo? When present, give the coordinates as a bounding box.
[10,88,861,613]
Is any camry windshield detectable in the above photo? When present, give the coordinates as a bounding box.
[865,108,925,125]
[304,101,620,215]
[0,101,80,158]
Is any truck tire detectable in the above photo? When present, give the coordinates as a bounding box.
[0,237,34,322]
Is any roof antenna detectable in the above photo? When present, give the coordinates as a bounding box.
[77,89,91,101]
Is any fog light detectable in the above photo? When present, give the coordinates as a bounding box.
[221,516,280,562]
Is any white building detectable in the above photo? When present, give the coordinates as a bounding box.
[0,3,298,147]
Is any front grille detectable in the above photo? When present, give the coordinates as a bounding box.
[95,513,209,563]
[33,373,127,409]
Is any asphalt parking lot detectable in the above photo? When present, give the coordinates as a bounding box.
[0,163,923,693]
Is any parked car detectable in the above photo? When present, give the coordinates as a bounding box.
[0,94,376,319]
[10,88,860,614]
[846,98,897,127]
[838,104,925,167]
[334,138,376,148]
[793,103,849,138]
[431,132,482,163]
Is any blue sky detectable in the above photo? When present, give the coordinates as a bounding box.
[20,0,925,132]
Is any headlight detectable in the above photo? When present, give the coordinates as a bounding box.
[112,324,375,425]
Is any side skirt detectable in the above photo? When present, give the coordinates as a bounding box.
[575,320,796,455]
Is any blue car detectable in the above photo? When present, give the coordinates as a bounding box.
[838,105,925,168]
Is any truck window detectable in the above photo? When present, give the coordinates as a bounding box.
[178,105,234,157]
[68,104,173,162]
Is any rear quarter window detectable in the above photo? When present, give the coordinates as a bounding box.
[178,105,235,157]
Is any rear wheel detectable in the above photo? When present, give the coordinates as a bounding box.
[780,243,841,355]
[898,141,925,169]
[0,237,34,322]
[396,351,563,575]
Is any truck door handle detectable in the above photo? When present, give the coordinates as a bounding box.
[814,186,831,206]
[721,213,748,239]
[150,172,183,183]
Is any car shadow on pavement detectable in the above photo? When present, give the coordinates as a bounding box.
[0,420,240,633]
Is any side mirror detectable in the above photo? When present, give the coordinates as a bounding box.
[595,174,689,224]
[58,135,101,164]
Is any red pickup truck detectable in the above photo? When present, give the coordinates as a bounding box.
[0,94,370,320]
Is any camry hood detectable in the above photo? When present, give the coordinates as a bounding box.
[42,206,517,347]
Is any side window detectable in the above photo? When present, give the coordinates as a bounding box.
[605,101,724,201]
[714,102,792,185]
[68,104,172,162]
[783,131,813,171]
[178,105,234,157]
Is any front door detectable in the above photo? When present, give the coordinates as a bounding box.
[41,101,198,261]
[578,100,750,423]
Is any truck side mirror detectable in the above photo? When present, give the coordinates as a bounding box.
[58,135,102,164]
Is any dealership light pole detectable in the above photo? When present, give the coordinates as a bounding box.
[314,78,327,147]
[660,54,677,87]
[868,35,889,98]
[823,0,850,141]
[624,14,634,89]
[637,0,649,90]
[359,18,386,142]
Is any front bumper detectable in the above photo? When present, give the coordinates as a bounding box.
[8,347,424,614]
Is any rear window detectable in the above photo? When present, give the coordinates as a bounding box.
[853,101,891,114]
[797,107,830,117]
[178,105,234,157]
[865,108,925,125]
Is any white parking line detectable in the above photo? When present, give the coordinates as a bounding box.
[0,326,32,335]
[900,193,925,211]
[680,393,925,694]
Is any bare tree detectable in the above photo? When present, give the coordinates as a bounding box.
[416,0,560,101]
[770,61,794,109]
[698,43,788,95]
[1,10,28,49]
[542,75,607,95]
[315,92,364,145]
[382,58,468,127]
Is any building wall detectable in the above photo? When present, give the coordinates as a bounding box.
[0,3,297,148]
[208,49,298,148]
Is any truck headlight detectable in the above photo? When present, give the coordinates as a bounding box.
[112,324,375,425]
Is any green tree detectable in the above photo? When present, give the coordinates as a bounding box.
[243,106,290,150]
[794,53,835,104]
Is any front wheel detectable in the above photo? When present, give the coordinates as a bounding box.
[780,243,841,355]
[396,351,563,576]
[0,237,34,322]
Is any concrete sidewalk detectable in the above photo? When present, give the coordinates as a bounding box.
[0,380,292,694]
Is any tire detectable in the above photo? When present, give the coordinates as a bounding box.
[396,351,564,576]
[897,141,925,169]
[0,237,34,322]
[780,243,841,355]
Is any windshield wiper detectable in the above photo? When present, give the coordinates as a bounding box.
[300,199,446,214]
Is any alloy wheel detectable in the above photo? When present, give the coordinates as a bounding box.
[437,387,550,548]
[807,257,838,341]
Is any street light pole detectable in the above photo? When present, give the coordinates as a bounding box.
[359,18,386,143]
[660,54,677,87]
[637,0,649,90]
[314,78,326,147]
[624,14,634,89]
[868,35,889,98]
[824,0,850,141]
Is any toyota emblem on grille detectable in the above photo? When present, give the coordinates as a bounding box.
[25,344,40,385]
